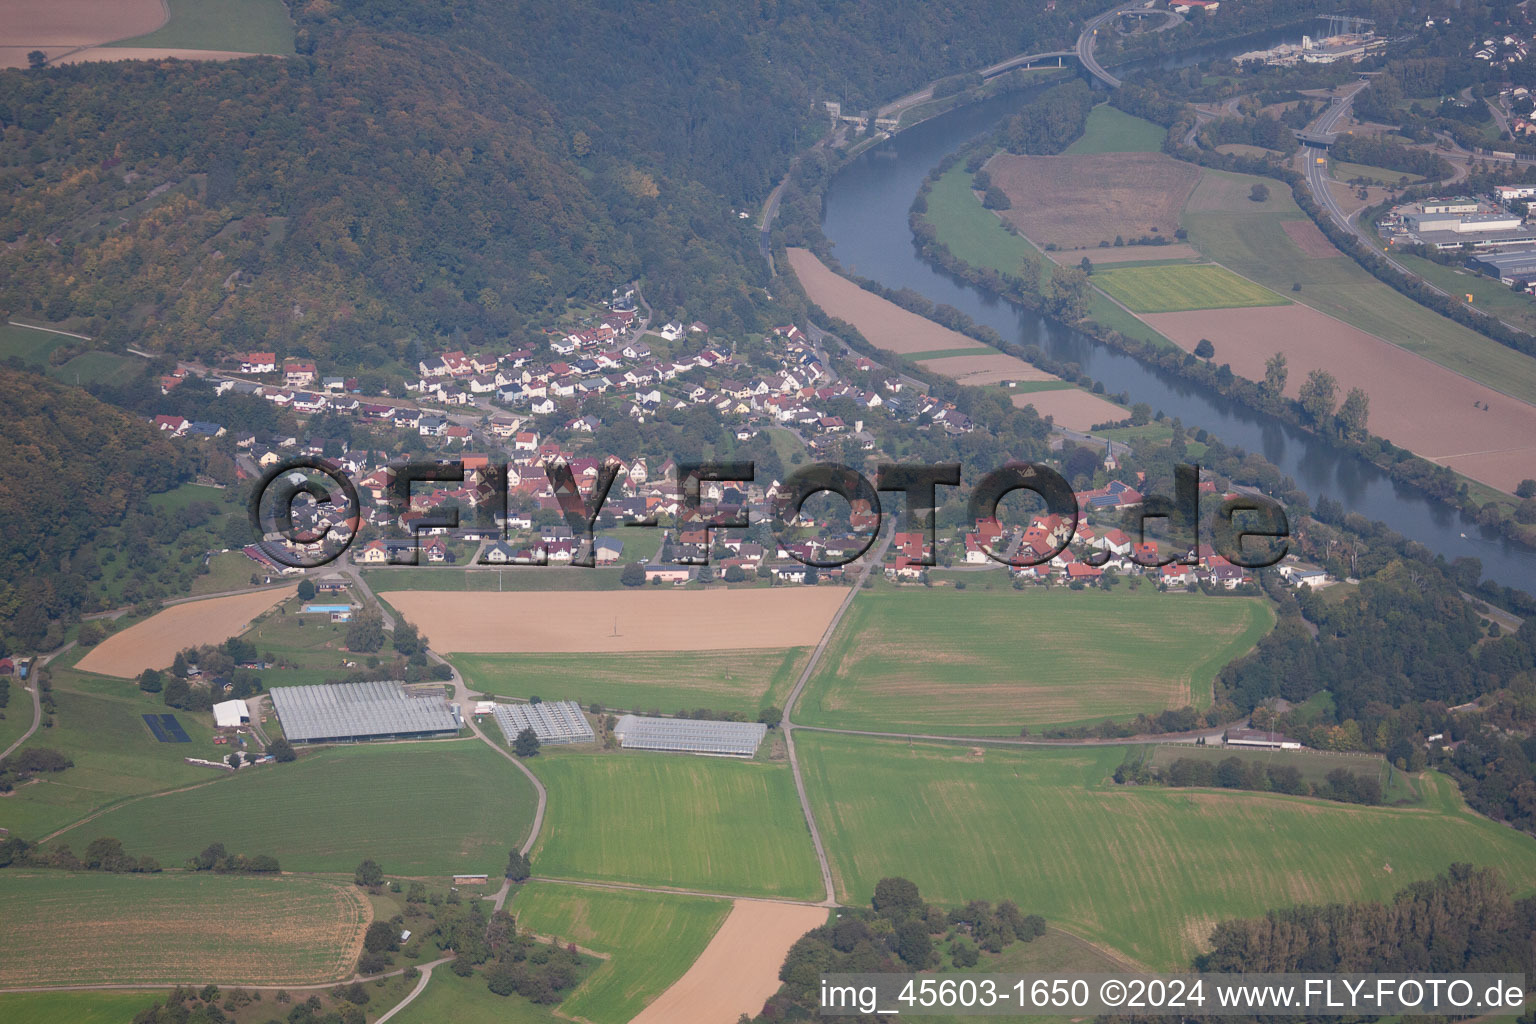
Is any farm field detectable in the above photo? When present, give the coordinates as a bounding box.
[510,882,731,1024]
[921,163,1174,348]
[453,647,809,715]
[1330,159,1422,186]
[384,589,845,653]
[1063,105,1166,154]
[631,899,829,1024]
[0,871,368,986]
[1181,167,1536,408]
[388,966,567,1024]
[1012,386,1148,431]
[107,0,296,54]
[988,152,1199,251]
[1141,302,1536,494]
[799,734,1536,969]
[797,587,1273,734]
[50,740,537,878]
[0,992,161,1024]
[1093,264,1288,313]
[529,751,823,899]
[1053,244,1202,265]
[0,0,164,67]
[786,247,986,354]
[0,678,227,840]
[76,586,296,677]
[915,351,1054,385]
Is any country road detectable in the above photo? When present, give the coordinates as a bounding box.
[0,642,72,762]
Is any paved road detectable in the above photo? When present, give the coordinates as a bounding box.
[1077,2,1140,89]
[780,524,896,907]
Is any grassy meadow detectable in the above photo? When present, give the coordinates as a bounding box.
[45,740,537,878]
[453,647,809,715]
[796,587,1274,735]
[109,0,297,54]
[1093,263,1289,313]
[510,882,731,1024]
[388,966,569,1024]
[0,993,163,1024]
[1064,105,1167,155]
[799,733,1536,969]
[529,751,822,899]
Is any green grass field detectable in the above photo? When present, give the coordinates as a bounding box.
[108,0,297,54]
[796,587,1273,735]
[1330,159,1422,186]
[454,648,808,716]
[510,882,731,1024]
[0,322,71,364]
[0,993,163,1024]
[905,346,1004,360]
[388,966,568,1024]
[0,676,230,840]
[1093,264,1289,313]
[800,734,1536,969]
[923,162,1175,348]
[1390,248,1536,337]
[47,740,537,878]
[0,871,367,985]
[1182,168,1536,406]
[1064,105,1167,155]
[530,751,822,899]
[0,323,142,386]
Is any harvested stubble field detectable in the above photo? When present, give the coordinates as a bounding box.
[384,589,845,653]
[453,647,809,714]
[0,871,369,986]
[631,900,829,1024]
[1141,303,1536,494]
[797,587,1273,735]
[800,734,1536,969]
[988,152,1199,250]
[1050,244,1202,265]
[510,882,731,1024]
[75,586,296,677]
[530,752,823,899]
[1279,218,1339,258]
[786,247,985,355]
[1093,264,1288,313]
[915,352,1054,386]
[1010,388,1127,431]
[1,0,166,68]
[46,740,538,878]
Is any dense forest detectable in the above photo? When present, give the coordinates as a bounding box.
[0,0,1118,367]
[0,366,186,653]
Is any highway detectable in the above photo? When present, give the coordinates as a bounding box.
[1076,1,1141,89]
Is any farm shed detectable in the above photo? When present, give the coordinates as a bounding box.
[212,699,250,729]
[493,701,594,745]
[611,715,766,757]
[270,681,461,744]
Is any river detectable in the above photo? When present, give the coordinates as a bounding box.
[816,32,1536,594]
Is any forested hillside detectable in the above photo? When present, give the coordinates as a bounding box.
[0,367,185,654]
[1,0,1107,365]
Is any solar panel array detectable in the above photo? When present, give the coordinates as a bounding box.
[493,701,595,745]
[612,715,766,757]
[270,681,460,743]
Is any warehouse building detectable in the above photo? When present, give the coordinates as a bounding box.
[612,715,766,757]
[270,681,461,744]
[1467,248,1536,284]
[493,701,594,745]
[212,699,250,729]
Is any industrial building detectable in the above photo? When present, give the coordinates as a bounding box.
[493,700,595,745]
[1467,248,1536,285]
[1224,728,1302,750]
[212,699,250,729]
[269,681,461,744]
[1404,210,1524,234]
[611,715,766,757]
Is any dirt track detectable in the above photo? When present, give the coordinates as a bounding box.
[629,900,827,1024]
[1142,304,1536,493]
[384,589,848,653]
[786,248,986,354]
[76,587,296,677]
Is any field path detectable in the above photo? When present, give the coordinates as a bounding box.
[783,525,895,907]
[0,642,70,761]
